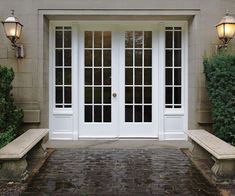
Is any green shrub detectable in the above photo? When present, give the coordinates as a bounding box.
[0,65,23,148]
[0,129,16,149]
[203,51,235,145]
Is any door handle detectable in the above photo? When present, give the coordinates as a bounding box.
[112,92,117,98]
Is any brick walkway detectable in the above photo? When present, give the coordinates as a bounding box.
[22,148,219,195]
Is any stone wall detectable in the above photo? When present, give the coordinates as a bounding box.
[0,0,234,130]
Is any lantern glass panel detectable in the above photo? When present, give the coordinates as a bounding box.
[4,22,17,37]
[224,23,235,39]
[15,23,22,38]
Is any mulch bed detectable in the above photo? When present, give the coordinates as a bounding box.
[182,148,235,196]
[0,148,54,196]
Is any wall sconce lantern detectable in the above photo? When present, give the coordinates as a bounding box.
[216,11,235,49]
[2,10,24,58]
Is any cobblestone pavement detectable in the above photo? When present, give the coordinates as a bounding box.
[23,148,219,195]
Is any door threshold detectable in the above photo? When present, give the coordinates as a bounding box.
[78,137,159,140]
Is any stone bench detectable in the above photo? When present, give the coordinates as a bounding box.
[0,129,49,181]
[185,129,235,179]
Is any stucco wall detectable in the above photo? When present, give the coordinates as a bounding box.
[0,0,234,130]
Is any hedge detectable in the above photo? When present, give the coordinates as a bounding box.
[203,51,235,145]
[0,65,23,148]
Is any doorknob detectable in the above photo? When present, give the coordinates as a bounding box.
[112,92,117,97]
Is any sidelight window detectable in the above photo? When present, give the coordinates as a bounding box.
[165,27,182,109]
[54,26,72,108]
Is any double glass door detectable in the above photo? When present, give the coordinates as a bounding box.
[79,25,157,138]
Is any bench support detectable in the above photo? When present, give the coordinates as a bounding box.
[211,158,235,178]
[27,139,47,159]
[0,157,28,181]
[190,139,211,160]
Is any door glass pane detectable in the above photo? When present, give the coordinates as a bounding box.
[135,50,142,66]
[165,50,172,67]
[174,31,181,48]
[85,68,92,85]
[144,87,152,104]
[144,106,152,122]
[94,50,102,66]
[85,50,92,66]
[125,50,133,66]
[174,87,181,104]
[135,105,142,122]
[125,31,133,48]
[85,87,92,104]
[125,68,133,85]
[135,68,142,85]
[94,106,102,122]
[94,31,102,48]
[144,50,152,67]
[56,87,63,104]
[125,105,133,122]
[94,87,102,104]
[85,31,92,48]
[135,87,142,104]
[165,68,172,85]
[64,31,71,48]
[144,31,152,48]
[125,87,133,103]
[55,31,62,48]
[125,31,152,123]
[103,87,111,104]
[174,50,181,67]
[165,87,172,104]
[64,87,71,103]
[64,49,71,66]
[165,31,172,48]
[174,68,181,85]
[94,68,102,85]
[144,68,152,85]
[56,68,63,85]
[85,105,92,122]
[64,68,71,85]
[103,32,111,48]
[103,50,111,67]
[56,50,63,66]
[103,106,111,122]
[135,31,143,48]
[103,68,111,85]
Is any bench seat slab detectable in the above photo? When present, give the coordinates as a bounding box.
[0,129,49,160]
[186,130,235,159]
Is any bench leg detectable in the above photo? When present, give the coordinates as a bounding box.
[211,158,235,178]
[190,139,211,160]
[28,139,47,159]
[0,157,28,181]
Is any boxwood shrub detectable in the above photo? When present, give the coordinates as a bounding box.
[0,66,23,148]
[203,51,235,145]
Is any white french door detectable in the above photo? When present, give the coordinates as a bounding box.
[50,21,188,140]
[78,24,158,138]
